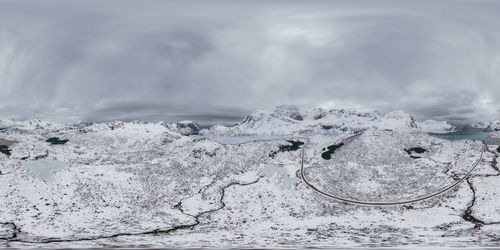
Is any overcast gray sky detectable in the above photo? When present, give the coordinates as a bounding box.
[0,0,499,124]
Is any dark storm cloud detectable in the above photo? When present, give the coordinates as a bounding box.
[0,0,499,124]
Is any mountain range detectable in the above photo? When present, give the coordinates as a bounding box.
[0,105,499,247]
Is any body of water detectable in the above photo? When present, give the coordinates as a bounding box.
[21,160,68,182]
[0,138,15,146]
[261,165,299,188]
[430,128,500,145]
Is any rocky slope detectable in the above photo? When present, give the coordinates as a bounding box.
[0,106,499,248]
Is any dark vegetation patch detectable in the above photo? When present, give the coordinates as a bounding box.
[269,140,304,158]
[291,114,303,121]
[46,137,69,145]
[497,146,500,153]
[321,142,344,160]
[402,205,415,210]
[0,145,11,156]
[405,147,427,155]
[405,147,427,159]
[322,125,333,130]
[321,125,349,131]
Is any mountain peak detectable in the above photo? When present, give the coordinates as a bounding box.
[271,105,304,121]
[374,110,419,130]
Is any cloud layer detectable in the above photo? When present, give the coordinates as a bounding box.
[0,0,499,124]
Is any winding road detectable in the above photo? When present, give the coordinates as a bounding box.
[300,144,485,206]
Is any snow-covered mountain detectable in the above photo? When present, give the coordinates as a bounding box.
[0,106,499,248]
[468,121,490,129]
[161,120,201,136]
[373,110,420,131]
[417,119,456,133]
[486,119,500,132]
[203,105,381,137]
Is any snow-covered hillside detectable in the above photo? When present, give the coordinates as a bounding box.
[487,119,500,139]
[469,121,490,129]
[417,119,456,133]
[486,119,500,132]
[1,106,499,248]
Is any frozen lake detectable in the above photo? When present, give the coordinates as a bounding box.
[261,165,300,188]
[21,160,68,182]
[430,128,500,145]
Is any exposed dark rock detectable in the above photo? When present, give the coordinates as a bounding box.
[163,121,201,136]
[312,108,326,120]
[46,137,69,145]
[34,150,49,160]
[405,147,427,155]
[240,115,255,126]
[290,113,303,121]
[0,145,11,156]
[0,222,19,240]
[273,105,303,121]
[176,121,201,135]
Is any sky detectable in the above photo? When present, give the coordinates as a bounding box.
[0,0,499,125]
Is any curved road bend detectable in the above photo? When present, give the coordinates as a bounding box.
[300,145,485,206]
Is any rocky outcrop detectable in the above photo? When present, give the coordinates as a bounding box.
[163,121,201,136]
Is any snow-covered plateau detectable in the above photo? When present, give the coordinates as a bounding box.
[1,105,499,248]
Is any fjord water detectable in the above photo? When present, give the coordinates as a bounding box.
[430,128,500,145]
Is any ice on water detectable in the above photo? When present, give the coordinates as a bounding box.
[261,165,300,188]
[21,160,68,182]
